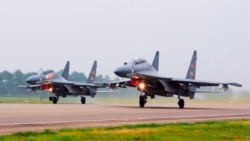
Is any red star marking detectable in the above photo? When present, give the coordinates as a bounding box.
[190,64,195,69]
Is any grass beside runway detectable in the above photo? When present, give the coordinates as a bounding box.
[0,119,250,141]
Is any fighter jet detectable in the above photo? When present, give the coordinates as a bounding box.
[19,61,107,104]
[111,50,242,109]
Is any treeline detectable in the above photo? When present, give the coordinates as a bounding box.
[0,70,128,97]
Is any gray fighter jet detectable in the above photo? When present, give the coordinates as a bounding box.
[19,61,106,104]
[111,50,242,108]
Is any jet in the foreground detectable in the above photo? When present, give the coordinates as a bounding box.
[112,50,242,108]
[19,61,106,104]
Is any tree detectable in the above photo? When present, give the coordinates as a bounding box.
[13,70,25,84]
[96,74,104,82]
[1,71,13,81]
[69,71,87,82]
[104,75,110,82]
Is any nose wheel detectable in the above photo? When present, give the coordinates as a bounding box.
[139,95,147,108]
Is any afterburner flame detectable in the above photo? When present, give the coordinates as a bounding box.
[138,82,146,91]
[48,88,53,93]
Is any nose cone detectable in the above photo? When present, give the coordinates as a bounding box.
[25,75,40,84]
[114,66,131,78]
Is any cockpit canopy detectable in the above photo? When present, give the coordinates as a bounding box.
[124,58,147,65]
[37,70,54,75]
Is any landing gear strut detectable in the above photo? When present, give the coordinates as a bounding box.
[177,90,185,109]
[81,97,86,104]
[49,96,59,104]
[139,95,147,108]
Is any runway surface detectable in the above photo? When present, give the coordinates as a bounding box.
[0,103,250,134]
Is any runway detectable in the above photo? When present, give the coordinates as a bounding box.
[0,103,250,134]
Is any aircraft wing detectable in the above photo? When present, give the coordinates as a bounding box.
[115,72,242,89]
[74,82,107,88]
[136,72,242,88]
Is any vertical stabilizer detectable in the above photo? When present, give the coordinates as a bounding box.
[62,61,70,80]
[152,51,160,71]
[87,60,97,84]
[186,50,197,79]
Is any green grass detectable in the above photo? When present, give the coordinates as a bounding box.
[0,119,250,141]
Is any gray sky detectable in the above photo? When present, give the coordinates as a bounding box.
[0,0,249,91]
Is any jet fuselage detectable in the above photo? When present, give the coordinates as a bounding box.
[114,58,182,98]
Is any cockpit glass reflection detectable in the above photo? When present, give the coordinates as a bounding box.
[124,58,146,65]
[37,70,54,75]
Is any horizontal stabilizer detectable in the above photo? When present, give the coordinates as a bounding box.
[18,85,40,89]
[18,85,29,89]
[96,90,117,93]
[194,90,222,93]
[227,83,242,87]
[18,85,40,91]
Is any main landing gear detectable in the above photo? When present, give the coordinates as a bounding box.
[177,90,185,109]
[49,96,59,104]
[139,95,147,108]
[177,92,185,109]
[138,92,185,109]
[178,99,185,109]
[81,96,86,104]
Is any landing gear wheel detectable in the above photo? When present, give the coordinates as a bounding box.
[139,95,147,108]
[49,96,53,101]
[81,97,86,104]
[178,99,185,109]
[52,97,58,104]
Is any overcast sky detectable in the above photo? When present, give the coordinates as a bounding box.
[0,0,249,91]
